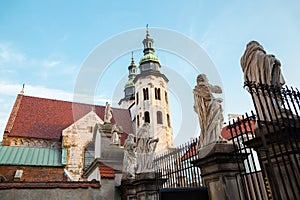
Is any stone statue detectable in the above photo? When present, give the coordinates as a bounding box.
[136,123,159,173]
[111,124,122,145]
[241,41,285,86]
[104,102,113,123]
[122,134,136,179]
[241,41,285,121]
[193,74,226,150]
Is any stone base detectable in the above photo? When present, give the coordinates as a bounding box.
[120,172,165,200]
[193,143,246,200]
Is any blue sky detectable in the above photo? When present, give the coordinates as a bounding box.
[1,0,300,144]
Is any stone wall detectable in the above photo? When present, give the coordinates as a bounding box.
[0,182,107,200]
[0,166,65,182]
[62,111,103,181]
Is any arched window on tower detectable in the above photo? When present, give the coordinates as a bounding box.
[158,88,161,100]
[155,88,161,100]
[167,114,171,127]
[157,111,163,124]
[137,115,140,127]
[143,88,149,100]
[136,92,139,105]
[144,111,150,123]
[165,91,168,104]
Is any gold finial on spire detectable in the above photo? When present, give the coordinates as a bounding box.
[131,51,135,65]
[146,24,149,34]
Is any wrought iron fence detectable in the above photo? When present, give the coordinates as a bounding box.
[154,138,202,188]
[229,81,300,200]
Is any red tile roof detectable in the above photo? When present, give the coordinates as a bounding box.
[221,120,255,140]
[181,143,197,161]
[98,165,115,178]
[4,94,133,141]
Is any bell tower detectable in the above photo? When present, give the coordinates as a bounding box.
[133,27,174,154]
[119,52,137,109]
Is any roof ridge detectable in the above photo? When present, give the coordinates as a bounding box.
[21,95,126,110]
[4,94,24,135]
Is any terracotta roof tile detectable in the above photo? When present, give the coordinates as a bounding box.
[98,165,115,178]
[221,120,255,140]
[5,95,133,141]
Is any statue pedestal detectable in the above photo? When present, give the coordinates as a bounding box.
[193,143,246,200]
[120,172,165,200]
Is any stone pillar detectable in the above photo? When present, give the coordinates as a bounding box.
[120,179,136,200]
[120,172,165,200]
[193,143,245,200]
[133,173,159,200]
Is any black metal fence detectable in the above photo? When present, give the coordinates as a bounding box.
[154,138,202,188]
[229,81,300,200]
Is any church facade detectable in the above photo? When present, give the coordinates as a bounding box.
[0,28,174,184]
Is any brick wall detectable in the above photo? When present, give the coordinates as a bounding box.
[0,166,65,182]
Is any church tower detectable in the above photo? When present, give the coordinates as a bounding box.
[133,27,174,154]
[119,53,137,109]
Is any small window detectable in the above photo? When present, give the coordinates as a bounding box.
[167,114,171,127]
[143,88,149,100]
[137,115,140,127]
[155,88,161,100]
[157,111,163,124]
[165,91,168,104]
[145,111,150,123]
[136,92,139,105]
[14,170,23,178]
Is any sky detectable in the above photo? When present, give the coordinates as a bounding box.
[0,0,300,145]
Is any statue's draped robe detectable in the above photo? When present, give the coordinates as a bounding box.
[194,82,224,149]
[240,41,285,121]
[123,136,136,178]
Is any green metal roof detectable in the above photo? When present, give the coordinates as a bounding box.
[139,53,160,65]
[0,145,64,167]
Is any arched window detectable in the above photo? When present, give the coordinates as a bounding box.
[136,92,139,105]
[167,114,171,127]
[143,88,149,100]
[158,88,161,100]
[145,111,150,123]
[155,88,161,100]
[165,91,168,104]
[157,111,163,124]
[137,115,140,127]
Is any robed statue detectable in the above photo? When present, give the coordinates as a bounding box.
[104,102,113,123]
[122,134,136,179]
[241,41,285,121]
[136,123,159,173]
[193,74,225,150]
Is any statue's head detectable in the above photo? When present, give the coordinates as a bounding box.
[247,41,265,52]
[197,74,208,85]
[138,123,150,138]
[128,133,135,141]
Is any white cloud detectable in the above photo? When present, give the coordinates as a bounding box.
[0,82,110,105]
[42,60,61,67]
[0,43,25,65]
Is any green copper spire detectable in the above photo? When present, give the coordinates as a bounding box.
[139,25,160,65]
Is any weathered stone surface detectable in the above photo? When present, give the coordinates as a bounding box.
[193,143,245,200]
[62,111,104,181]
